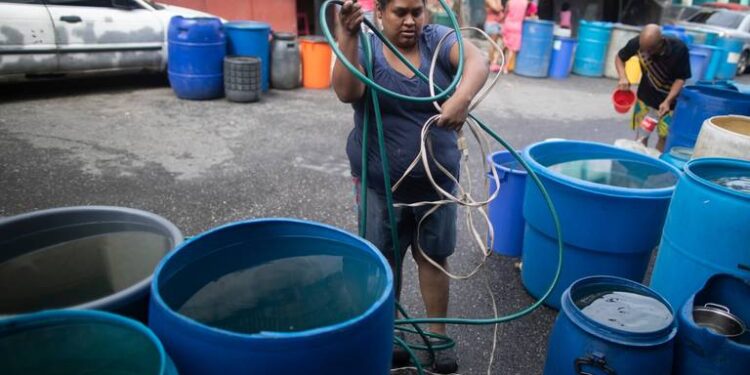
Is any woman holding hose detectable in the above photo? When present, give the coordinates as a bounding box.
[332,0,488,373]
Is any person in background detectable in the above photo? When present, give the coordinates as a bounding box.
[359,0,380,29]
[333,0,489,372]
[485,0,505,73]
[502,0,527,74]
[525,0,538,19]
[559,2,571,29]
[616,24,691,152]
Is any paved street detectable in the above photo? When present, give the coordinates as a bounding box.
[1,72,748,374]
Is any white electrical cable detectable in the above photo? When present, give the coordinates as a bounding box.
[391,27,506,280]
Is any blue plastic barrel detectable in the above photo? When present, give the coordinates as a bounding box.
[149,219,394,375]
[168,16,226,100]
[665,86,750,151]
[696,44,723,81]
[549,36,577,79]
[521,141,680,309]
[0,206,182,322]
[650,158,750,310]
[688,50,710,84]
[573,21,613,77]
[487,151,527,257]
[695,80,738,91]
[543,276,678,375]
[674,274,750,375]
[659,146,693,172]
[515,20,555,78]
[663,25,691,45]
[0,309,178,375]
[224,21,271,92]
[715,37,744,80]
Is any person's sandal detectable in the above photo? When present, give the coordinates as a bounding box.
[392,331,410,368]
[431,341,458,374]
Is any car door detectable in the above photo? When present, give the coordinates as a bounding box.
[44,0,163,73]
[0,0,58,76]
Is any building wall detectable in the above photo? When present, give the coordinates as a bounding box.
[162,0,297,33]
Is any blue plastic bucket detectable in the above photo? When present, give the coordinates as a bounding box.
[521,141,680,309]
[549,36,577,79]
[168,16,226,100]
[224,21,271,92]
[673,274,750,375]
[543,276,678,375]
[650,158,750,310]
[659,147,693,172]
[487,151,528,257]
[665,86,750,151]
[573,21,613,77]
[0,206,183,322]
[515,19,555,78]
[149,219,394,375]
[715,37,744,80]
[688,46,711,82]
[0,309,178,375]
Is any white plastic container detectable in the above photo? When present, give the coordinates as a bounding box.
[693,115,750,161]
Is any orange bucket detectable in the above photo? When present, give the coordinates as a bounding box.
[300,36,332,89]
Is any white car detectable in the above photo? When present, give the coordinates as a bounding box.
[0,0,217,82]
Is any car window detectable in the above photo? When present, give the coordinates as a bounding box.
[703,11,745,29]
[45,0,141,7]
[687,11,716,24]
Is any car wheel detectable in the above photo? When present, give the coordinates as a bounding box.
[738,50,749,76]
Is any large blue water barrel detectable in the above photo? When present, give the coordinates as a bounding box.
[674,274,750,375]
[695,79,738,92]
[521,141,680,309]
[168,16,226,100]
[663,25,692,45]
[0,309,178,375]
[487,151,527,257]
[149,219,394,375]
[549,36,577,79]
[225,21,271,92]
[650,158,750,310]
[573,21,613,77]
[515,20,555,78]
[688,47,711,83]
[0,206,182,322]
[696,44,723,80]
[543,276,678,375]
[715,37,744,80]
[664,86,750,151]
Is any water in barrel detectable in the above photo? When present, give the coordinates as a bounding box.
[576,289,673,333]
[549,158,678,189]
[160,237,388,334]
[0,231,171,315]
[713,176,750,194]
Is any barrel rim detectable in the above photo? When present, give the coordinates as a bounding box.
[0,205,183,314]
[684,157,750,200]
[224,20,271,30]
[682,85,750,102]
[0,309,170,374]
[150,218,395,343]
[488,150,528,176]
[523,140,680,198]
[562,275,678,346]
[706,114,750,140]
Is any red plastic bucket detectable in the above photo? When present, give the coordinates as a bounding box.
[613,89,636,114]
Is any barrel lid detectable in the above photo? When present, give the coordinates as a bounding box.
[274,32,296,41]
[225,21,271,30]
[300,35,329,44]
